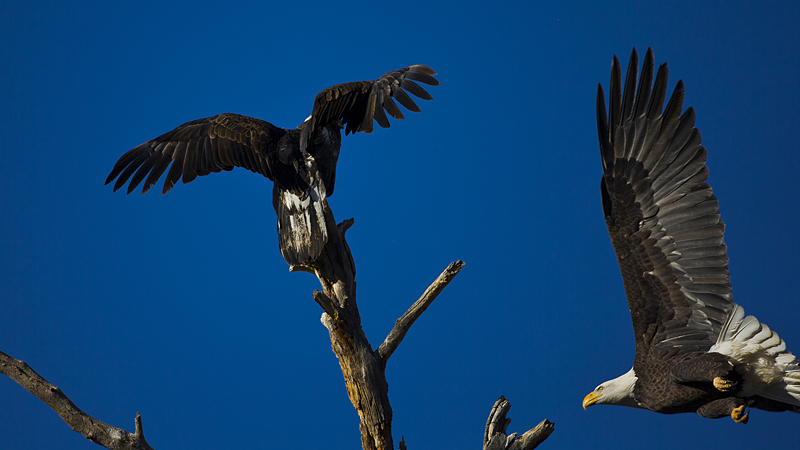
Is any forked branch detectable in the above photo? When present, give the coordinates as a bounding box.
[484,396,554,450]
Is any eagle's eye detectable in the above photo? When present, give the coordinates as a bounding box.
[596,386,604,392]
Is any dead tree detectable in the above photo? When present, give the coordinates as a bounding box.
[1,201,554,449]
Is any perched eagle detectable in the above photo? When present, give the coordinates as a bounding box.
[105,65,439,266]
[582,48,800,423]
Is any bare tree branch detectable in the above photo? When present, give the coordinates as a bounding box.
[0,350,154,450]
[313,290,341,321]
[509,420,555,450]
[338,217,355,235]
[485,395,513,446]
[376,260,465,365]
[484,396,554,450]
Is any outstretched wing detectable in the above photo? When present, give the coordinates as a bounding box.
[299,64,440,197]
[597,48,735,354]
[305,64,440,137]
[106,113,284,195]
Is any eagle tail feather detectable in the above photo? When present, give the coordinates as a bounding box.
[759,370,800,407]
[274,184,329,267]
[711,304,800,406]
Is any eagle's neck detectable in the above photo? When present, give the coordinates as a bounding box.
[602,368,642,408]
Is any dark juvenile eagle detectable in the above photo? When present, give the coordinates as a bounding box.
[106,65,439,266]
[582,48,800,423]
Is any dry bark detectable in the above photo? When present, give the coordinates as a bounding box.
[483,396,554,450]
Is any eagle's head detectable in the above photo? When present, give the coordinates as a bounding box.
[583,367,641,409]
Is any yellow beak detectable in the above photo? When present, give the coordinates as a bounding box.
[583,391,602,409]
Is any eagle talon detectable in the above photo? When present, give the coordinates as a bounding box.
[731,405,749,424]
[713,376,735,392]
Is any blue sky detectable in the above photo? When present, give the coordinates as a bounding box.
[2,1,799,449]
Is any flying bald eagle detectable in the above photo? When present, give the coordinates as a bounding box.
[582,48,800,423]
[105,65,439,266]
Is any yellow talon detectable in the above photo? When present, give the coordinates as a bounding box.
[713,376,734,392]
[731,405,749,424]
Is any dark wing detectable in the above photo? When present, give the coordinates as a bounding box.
[298,64,440,197]
[304,64,440,137]
[106,113,284,195]
[597,48,734,355]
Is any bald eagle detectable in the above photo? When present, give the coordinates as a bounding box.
[582,48,800,423]
[105,65,439,266]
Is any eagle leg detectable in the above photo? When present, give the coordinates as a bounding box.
[669,353,738,389]
[696,397,748,422]
[731,404,749,424]
[713,376,737,392]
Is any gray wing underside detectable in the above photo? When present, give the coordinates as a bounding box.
[597,48,735,353]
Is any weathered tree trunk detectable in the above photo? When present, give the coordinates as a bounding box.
[302,205,446,450]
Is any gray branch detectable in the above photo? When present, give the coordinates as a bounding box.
[483,396,554,450]
[0,350,153,450]
[377,260,465,365]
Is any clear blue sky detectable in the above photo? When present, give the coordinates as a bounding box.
[2,1,799,449]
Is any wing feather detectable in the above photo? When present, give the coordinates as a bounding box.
[305,64,440,137]
[163,141,187,195]
[113,152,149,192]
[126,153,159,194]
[382,95,404,121]
[106,114,282,195]
[597,48,735,354]
[391,86,421,113]
[142,144,174,194]
[400,79,433,100]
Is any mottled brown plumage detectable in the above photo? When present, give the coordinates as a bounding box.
[584,48,800,422]
[106,65,440,265]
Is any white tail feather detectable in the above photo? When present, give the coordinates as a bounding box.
[710,304,800,405]
[751,324,773,344]
[276,178,328,266]
[769,340,787,355]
